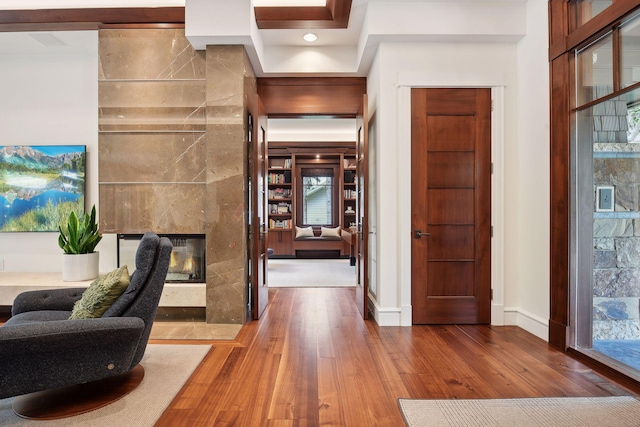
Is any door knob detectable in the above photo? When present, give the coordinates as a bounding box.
[414,229,431,238]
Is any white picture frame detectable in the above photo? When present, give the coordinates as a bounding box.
[596,186,615,212]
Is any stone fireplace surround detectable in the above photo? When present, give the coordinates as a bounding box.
[98,29,255,324]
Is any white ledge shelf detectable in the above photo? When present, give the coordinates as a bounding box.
[0,272,205,308]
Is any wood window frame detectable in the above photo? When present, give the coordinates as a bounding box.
[295,160,340,229]
[549,0,640,351]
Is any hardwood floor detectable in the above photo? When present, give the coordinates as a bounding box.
[154,287,637,426]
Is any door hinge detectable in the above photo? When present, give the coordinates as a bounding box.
[491,289,494,300]
[491,162,494,174]
[491,100,494,112]
[491,226,493,237]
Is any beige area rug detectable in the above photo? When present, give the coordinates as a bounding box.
[268,258,356,287]
[399,396,640,427]
[0,344,210,427]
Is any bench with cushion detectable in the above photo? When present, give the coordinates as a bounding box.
[293,226,344,257]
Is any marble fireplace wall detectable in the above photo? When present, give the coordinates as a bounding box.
[98,30,255,324]
[98,29,207,234]
[204,45,254,324]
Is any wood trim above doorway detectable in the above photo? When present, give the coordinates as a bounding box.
[258,78,366,117]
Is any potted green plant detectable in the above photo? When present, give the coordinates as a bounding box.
[59,205,103,281]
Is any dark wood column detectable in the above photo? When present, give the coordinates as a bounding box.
[549,52,571,350]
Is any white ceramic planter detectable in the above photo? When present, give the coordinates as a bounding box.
[62,252,99,282]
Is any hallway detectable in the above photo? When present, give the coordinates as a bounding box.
[154,288,637,426]
[267,258,355,288]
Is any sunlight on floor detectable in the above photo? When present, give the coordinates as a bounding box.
[150,322,242,340]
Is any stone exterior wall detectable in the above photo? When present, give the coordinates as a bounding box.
[593,149,640,339]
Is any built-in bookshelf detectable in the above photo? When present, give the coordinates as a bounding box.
[267,155,294,256]
[266,147,356,258]
[343,156,357,231]
[268,156,293,231]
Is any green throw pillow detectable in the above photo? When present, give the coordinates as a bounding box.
[69,265,130,319]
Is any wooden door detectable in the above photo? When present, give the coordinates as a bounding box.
[355,95,369,319]
[411,88,491,324]
[251,97,269,319]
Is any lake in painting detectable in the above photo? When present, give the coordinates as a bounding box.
[0,145,86,232]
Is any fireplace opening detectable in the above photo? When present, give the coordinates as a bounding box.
[117,234,205,283]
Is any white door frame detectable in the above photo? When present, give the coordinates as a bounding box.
[396,78,505,327]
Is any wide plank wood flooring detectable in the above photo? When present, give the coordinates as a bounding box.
[155,287,636,426]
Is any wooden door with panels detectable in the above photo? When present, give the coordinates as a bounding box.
[411,88,491,324]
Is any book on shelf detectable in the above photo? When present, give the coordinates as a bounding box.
[343,158,355,169]
[269,202,291,214]
[277,202,291,214]
[269,187,292,199]
[270,158,292,169]
[268,170,292,184]
[269,218,292,229]
[344,189,357,199]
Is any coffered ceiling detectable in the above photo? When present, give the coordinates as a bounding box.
[0,0,527,76]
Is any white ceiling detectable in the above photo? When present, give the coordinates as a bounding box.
[0,0,527,61]
[268,118,357,141]
[0,0,526,138]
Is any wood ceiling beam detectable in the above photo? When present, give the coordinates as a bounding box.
[0,7,185,31]
[255,0,352,29]
[0,2,353,32]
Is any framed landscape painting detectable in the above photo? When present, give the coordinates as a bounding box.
[0,145,86,232]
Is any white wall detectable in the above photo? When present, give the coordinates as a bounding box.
[0,31,118,273]
[508,0,550,338]
[366,3,551,339]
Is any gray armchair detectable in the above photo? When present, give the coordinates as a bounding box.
[0,232,172,400]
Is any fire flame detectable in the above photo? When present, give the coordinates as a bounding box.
[183,256,193,273]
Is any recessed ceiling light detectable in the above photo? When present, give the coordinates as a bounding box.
[303,33,318,43]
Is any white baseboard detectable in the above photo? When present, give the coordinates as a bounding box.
[492,303,505,326]
[370,298,402,326]
[504,307,549,341]
[370,301,548,340]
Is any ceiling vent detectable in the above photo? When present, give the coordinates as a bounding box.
[28,33,67,47]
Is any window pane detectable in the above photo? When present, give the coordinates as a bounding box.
[572,87,640,374]
[571,0,612,28]
[302,175,332,225]
[577,34,614,106]
[621,15,640,89]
